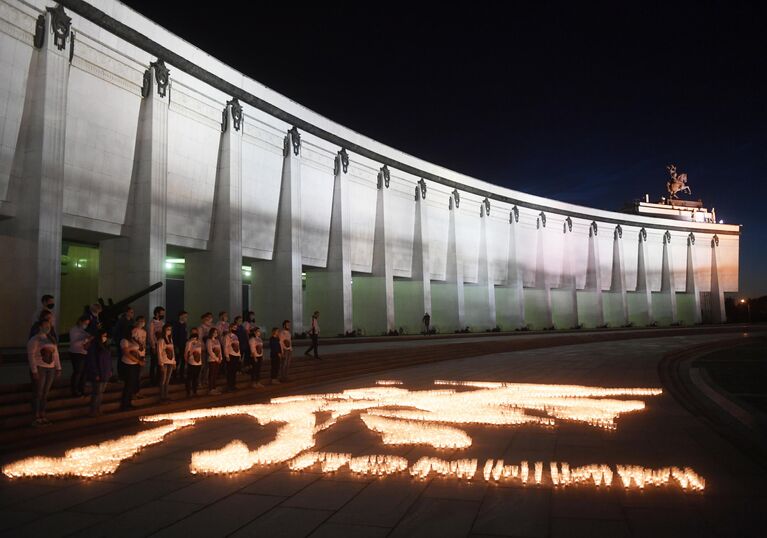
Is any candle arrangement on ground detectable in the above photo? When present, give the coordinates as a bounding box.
[2,378,702,492]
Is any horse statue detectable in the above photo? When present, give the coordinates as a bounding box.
[666,164,691,199]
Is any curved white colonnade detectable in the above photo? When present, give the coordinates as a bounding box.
[0,0,739,345]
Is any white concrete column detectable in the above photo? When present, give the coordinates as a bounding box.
[609,225,629,326]
[373,177,395,332]
[685,232,702,324]
[100,59,169,319]
[477,199,497,329]
[185,99,243,320]
[351,170,395,334]
[635,227,654,325]
[252,127,303,332]
[503,207,525,329]
[584,221,605,326]
[660,231,678,323]
[411,181,432,324]
[309,149,353,335]
[448,195,466,329]
[0,6,71,344]
[534,212,554,328]
[559,217,578,328]
[710,234,726,323]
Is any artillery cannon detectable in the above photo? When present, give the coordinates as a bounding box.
[90,282,164,333]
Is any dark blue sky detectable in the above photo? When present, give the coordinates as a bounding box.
[123,0,766,297]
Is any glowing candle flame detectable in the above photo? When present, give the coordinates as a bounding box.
[410,457,478,479]
[360,414,472,448]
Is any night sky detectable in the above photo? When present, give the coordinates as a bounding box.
[122,0,766,297]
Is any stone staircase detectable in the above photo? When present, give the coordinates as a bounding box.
[1,324,760,452]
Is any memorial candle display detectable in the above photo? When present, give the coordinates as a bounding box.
[1,379,704,492]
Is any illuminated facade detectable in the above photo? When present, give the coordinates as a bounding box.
[0,1,740,346]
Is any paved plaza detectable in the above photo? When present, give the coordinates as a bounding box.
[1,333,764,537]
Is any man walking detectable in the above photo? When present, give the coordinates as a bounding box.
[304,311,321,359]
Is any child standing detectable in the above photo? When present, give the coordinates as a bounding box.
[197,312,214,385]
[185,329,202,397]
[157,323,176,401]
[119,325,141,411]
[224,322,241,392]
[279,320,293,382]
[27,319,61,426]
[206,327,222,395]
[148,306,165,385]
[132,316,147,398]
[248,327,264,388]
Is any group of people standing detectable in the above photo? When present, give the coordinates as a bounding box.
[27,296,112,426]
[26,294,322,424]
[115,308,301,411]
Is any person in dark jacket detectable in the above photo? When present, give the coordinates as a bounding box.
[85,329,113,416]
[83,303,103,337]
[172,311,189,382]
[268,327,281,385]
[234,315,250,373]
[68,315,92,397]
[112,306,134,381]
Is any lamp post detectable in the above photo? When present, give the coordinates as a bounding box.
[739,298,751,323]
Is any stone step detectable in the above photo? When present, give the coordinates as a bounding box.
[0,348,466,429]
[0,351,460,450]
[2,325,759,452]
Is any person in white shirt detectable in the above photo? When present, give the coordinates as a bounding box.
[113,306,134,381]
[27,319,61,426]
[197,312,214,383]
[304,311,321,360]
[206,327,223,395]
[132,316,147,399]
[279,320,293,382]
[119,327,141,411]
[157,323,176,401]
[248,327,264,388]
[68,315,92,396]
[184,329,203,397]
[148,306,165,385]
[224,322,241,392]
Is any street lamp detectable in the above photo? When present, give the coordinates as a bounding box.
[739,298,751,323]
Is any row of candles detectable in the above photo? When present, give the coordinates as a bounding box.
[286,453,705,491]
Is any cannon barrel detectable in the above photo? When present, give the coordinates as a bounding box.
[97,282,164,330]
